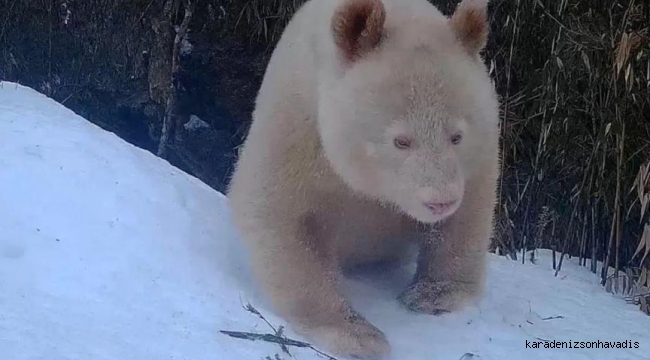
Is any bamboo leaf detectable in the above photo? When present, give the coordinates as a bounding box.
[640,229,650,265]
[640,297,649,315]
[637,268,647,289]
[625,268,634,294]
[581,51,590,72]
[641,195,648,222]
[632,224,649,261]
[614,32,630,77]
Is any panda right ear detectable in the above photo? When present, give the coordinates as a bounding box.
[331,0,386,64]
[449,0,489,56]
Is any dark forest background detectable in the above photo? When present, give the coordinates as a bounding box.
[1,0,648,313]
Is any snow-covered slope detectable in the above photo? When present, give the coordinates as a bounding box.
[0,82,648,360]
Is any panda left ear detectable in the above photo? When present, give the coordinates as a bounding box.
[331,0,386,64]
[449,0,489,56]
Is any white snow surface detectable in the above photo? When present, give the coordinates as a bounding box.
[1,82,649,360]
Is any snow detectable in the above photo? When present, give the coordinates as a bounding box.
[0,81,648,360]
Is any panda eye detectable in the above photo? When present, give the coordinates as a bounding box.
[393,136,412,149]
[451,133,463,145]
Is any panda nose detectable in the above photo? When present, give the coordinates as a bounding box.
[416,184,462,213]
[423,201,457,214]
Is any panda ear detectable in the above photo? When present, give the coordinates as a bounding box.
[449,0,489,56]
[331,0,386,64]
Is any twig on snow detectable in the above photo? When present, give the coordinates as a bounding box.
[221,301,339,360]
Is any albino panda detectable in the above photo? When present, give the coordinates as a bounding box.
[227,0,500,358]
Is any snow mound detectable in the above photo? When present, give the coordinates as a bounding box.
[1,82,648,360]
